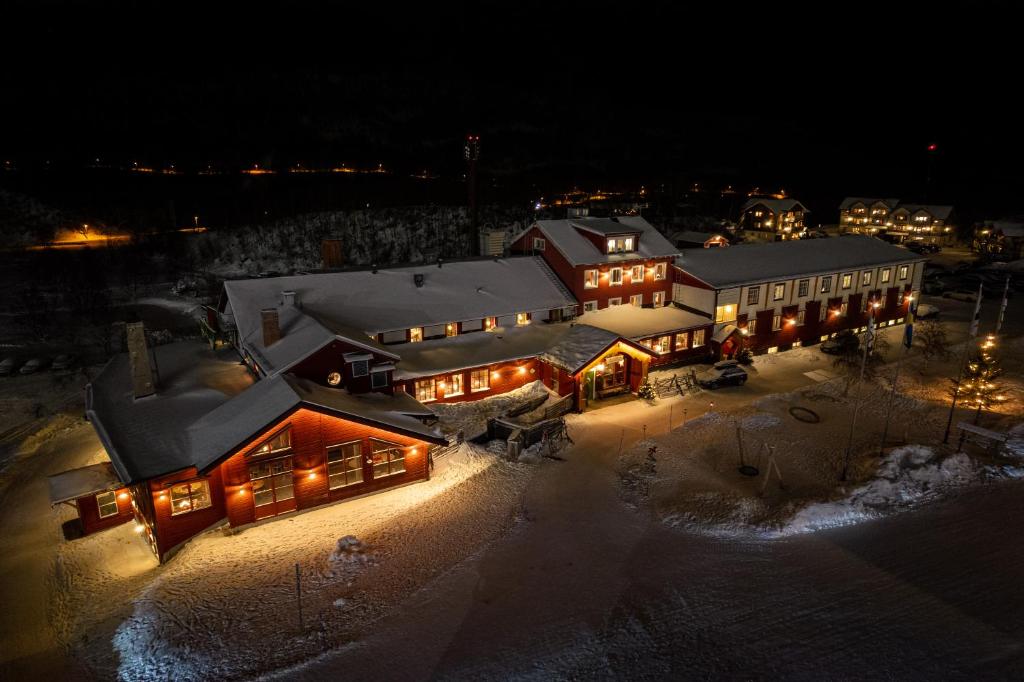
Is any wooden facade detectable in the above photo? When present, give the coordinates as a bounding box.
[74,487,134,536]
[399,358,541,405]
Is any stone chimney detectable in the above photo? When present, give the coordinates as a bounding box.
[126,321,155,399]
[261,308,281,346]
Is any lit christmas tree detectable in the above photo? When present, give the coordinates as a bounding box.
[953,335,1008,424]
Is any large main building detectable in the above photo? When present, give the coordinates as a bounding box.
[51,219,924,561]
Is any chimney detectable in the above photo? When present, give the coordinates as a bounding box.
[414,274,425,288]
[281,290,296,307]
[126,321,155,399]
[321,238,344,269]
[261,308,281,346]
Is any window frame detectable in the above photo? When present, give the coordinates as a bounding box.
[653,291,665,306]
[609,267,623,286]
[409,327,423,343]
[253,427,292,457]
[583,269,599,289]
[96,490,119,519]
[861,271,872,286]
[169,479,213,516]
[583,300,597,312]
[607,297,622,306]
[898,265,909,280]
[327,440,364,490]
[674,332,689,350]
[370,370,388,388]
[880,268,891,283]
[515,312,530,326]
[370,438,406,479]
[797,309,806,326]
[747,287,760,305]
[350,360,369,377]
[798,279,809,297]
[447,372,464,396]
[533,237,546,251]
[470,369,490,393]
[415,378,436,402]
[651,335,671,355]
[692,329,705,347]
[773,283,786,301]
[630,264,644,282]
[841,273,853,289]
[630,294,643,307]
[747,319,757,334]
[772,314,782,331]
[653,263,667,281]
[820,276,832,293]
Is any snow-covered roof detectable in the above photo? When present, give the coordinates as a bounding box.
[896,204,955,220]
[578,305,711,340]
[87,340,444,485]
[741,198,809,214]
[674,235,926,289]
[223,257,576,345]
[541,324,650,374]
[839,197,900,210]
[48,462,123,505]
[522,216,680,266]
[669,230,728,246]
[839,198,954,221]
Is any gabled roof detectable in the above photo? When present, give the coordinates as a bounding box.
[578,304,711,339]
[898,204,955,220]
[48,462,124,505]
[741,198,809,214]
[519,216,680,266]
[674,236,926,289]
[540,324,653,375]
[839,197,900,210]
[223,257,577,366]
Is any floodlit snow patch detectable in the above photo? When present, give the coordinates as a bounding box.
[740,413,781,430]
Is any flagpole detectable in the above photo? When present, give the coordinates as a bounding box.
[995,275,1009,335]
[942,282,983,444]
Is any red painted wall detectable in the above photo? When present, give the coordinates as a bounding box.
[400,358,541,404]
[148,466,228,561]
[636,323,716,366]
[76,487,134,535]
[290,340,396,394]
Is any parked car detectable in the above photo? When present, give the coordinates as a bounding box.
[19,357,49,375]
[0,356,19,376]
[914,303,940,319]
[922,278,947,295]
[820,330,860,354]
[51,354,76,371]
[696,360,748,389]
[943,289,979,303]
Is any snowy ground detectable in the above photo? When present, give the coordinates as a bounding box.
[428,380,554,439]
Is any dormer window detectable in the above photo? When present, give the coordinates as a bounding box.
[351,360,368,377]
[606,236,635,254]
[371,369,388,388]
[409,327,423,343]
[446,323,458,337]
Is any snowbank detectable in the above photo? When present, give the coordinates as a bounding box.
[430,380,551,438]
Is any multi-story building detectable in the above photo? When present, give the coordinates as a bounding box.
[737,198,810,241]
[673,236,926,356]
[973,219,1024,261]
[839,197,956,245]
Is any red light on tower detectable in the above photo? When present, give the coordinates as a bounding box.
[927,143,938,152]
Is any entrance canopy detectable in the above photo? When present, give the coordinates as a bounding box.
[48,462,123,505]
[712,324,739,344]
[541,324,655,377]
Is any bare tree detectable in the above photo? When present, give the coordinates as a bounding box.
[916,319,952,372]
[833,329,891,396]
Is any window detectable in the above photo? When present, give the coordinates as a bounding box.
[747,319,757,334]
[692,329,705,346]
[797,310,806,326]
[327,371,342,386]
[861,271,872,286]
[609,267,623,286]
[768,346,778,354]
[840,301,848,316]
[254,428,291,456]
[754,210,763,217]
[447,373,464,396]
[583,301,597,312]
[327,441,363,489]
[630,294,643,307]
[370,439,406,478]
[516,312,530,326]
[607,236,635,253]
[773,283,785,301]
[371,370,388,388]
[715,304,736,323]
[584,269,599,289]
[608,297,622,306]
[747,287,760,305]
[841,273,852,289]
[653,263,667,281]
[651,335,671,354]
[798,279,809,297]
[653,291,665,306]
[170,480,213,516]
[415,378,436,402]
[630,264,644,281]
[899,265,909,280]
[351,360,369,377]
[674,332,689,350]
[445,323,458,337]
[881,268,891,283]
[772,314,782,331]
[471,369,489,392]
[820,276,832,293]
[409,327,423,343]
[533,237,546,251]
[96,490,119,519]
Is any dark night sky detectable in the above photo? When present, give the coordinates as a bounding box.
[2,1,1022,218]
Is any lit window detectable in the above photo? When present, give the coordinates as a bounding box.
[715,304,736,323]
[96,490,119,519]
[797,310,805,325]
[609,267,623,286]
[415,378,436,402]
[773,283,785,301]
[248,457,294,508]
[798,279,809,297]
[584,269,599,289]
[583,300,597,312]
[754,210,763,217]
[772,314,782,331]
[630,265,644,281]
[651,335,671,354]
[820,335,829,342]
[820,276,832,293]
[898,265,909,280]
[608,297,622,306]
[653,291,665,306]
[747,287,760,305]
[533,237,546,251]
[484,317,497,330]
[630,294,643,307]
[254,428,291,456]
[653,263,667,281]
[692,329,705,346]
[471,369,490,392]
[840,302,848,316]
[446,323,458,337]
[881,268,891,283]
[516,312,530,326]
[409,327,423,343]
[170,480,213,516]
[674,332,689,350]
[447,373,464,396]
[841,273,852,289]
[327,371,342,386]
[747,319,757,334]
[768,346,778,354]
[370,439,406,478]
[862,271,872,286]
[327,441,363,489]
[371,370,388,388]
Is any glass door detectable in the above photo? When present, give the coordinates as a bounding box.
[248,456,297,519]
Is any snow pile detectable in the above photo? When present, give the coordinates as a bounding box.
[740,413,781,430]
[431,380,550,438]
[775,446,977,536]
[329,535,370,564]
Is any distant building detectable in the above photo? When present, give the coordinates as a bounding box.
[973,219,1024,261]
[839,197,956,245]
[738,198,809,241]
[667,230,730,249]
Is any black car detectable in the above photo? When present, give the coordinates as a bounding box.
[820,330,859,354]
[696,360,748,389]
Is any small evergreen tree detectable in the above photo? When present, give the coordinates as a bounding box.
[954,336,1008,424]
[637,379,656,401]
